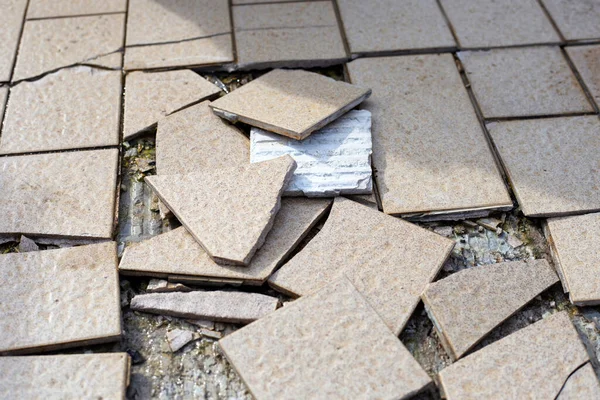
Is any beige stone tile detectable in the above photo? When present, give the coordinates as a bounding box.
[1,67,120,154]
[422,259,558,360]
[0,0,27,82]
[347,54,512,217]
[557,363,600,399]
[233,2,347,69]
[13,14,124,81]
[567,45,600,108]
[0,149,118,239]
[269,197,454,334]
[0,353,130,397]
[459,47,593,118]
[0,87,7,121]
[27,0,126,19]
[210,69,370,140]
[438,312,589,399]
[542,0,600,41]
[0,242,121,354]
[441,0,559,48]
[337,0,455,54]
[487,116,600,217]
[220,278,432,400]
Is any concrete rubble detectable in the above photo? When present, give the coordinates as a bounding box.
[541,0,600,41]
[26,0,126,19]
[166,329,200,352]
[17,235,38,253]
[146,279,192,294]
[0,0,27,82]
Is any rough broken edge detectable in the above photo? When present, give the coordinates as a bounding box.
[398,204,514,222]
[0,331,122,356]
[231,56,349,73]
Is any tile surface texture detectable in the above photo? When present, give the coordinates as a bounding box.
[487,116,600,217]
[542,0,600,40]
[0,0,27,82]
[347,54,512,217]
[27,0,126,19]
[220,278,432,400]
[0,87,7,122]
[269,197,454,334]
[567,45,600,108]
[556,363,600,399]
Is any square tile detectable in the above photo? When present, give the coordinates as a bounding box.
[567,44,600,109]
[542,0,600,41]
[0,0,28,82]
[27,0,126,19]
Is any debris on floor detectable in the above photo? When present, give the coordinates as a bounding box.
[146,279,192,294]
[17,235,38,253]
[166,329,200,353]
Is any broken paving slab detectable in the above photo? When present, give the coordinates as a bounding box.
[220,277,432,400]
[0,149,118,239]
[0,0,27,82]
[119,198,330,285]
[211,69,371,140]
[438,312,590,399]
[487,116,600,217]
[567,45,600,108]
[0,242,121,354]
[269,197,454,334]
[146,279,191,294]
[1,67,121,154]
[146,156,296,266]
[232,1,347,69]
[556,363,600,399]
[542,0,600,41]
[27,0,126,19]
[422,259,558,360]
[458,47,593,119]
[337,0,455,55]
[250,109,372,197]
[346,54,512,218]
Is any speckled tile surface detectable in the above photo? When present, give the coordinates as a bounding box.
[567,44,600,109]
[542,0,600,41]
[557,363,600,399]
[0,0,27,82]
[27,0,126,19]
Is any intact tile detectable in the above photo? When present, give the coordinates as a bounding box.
[337,0,455,55]
[0,353,130,398]
[422,259,558,360]
[567,45,600,108]
[269,197,454,334]
[438,312,590,399]
[210,69,371,140]
[0,149,118,239]
[250,110,372,196]
[13,14,124,81]
[232,2,347,69]
[119,198,330,284]
[459,47,593,118]
[27,0,126,19]
[487,116,600,217]
[0,0,27,82]
[542,0,600,41]
[1,67,121,154]
[130,290,279,323]
[220,278,432,400]
[557,363,600,399]
[347,55,512,218]
[0,242,121,354]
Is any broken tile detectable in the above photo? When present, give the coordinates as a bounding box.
[438,312,589,399]
[545,212,600,305]
[124,71,221,140]
[130,290,279,324]
[187,320,215,330]
[220,278,432,400]
[119,198,330,284]
[167,329,199,352]
[0,86,7,121]
[232,2,347,69]
[556,363,600,399]
[0,242,121,354]
[269,197,454,334]
[347,54,512,218]
[0,149,118,239]
[18,235,38,253]
[0,0,27,82]
[440,0,559,48]
[567,45,600,108]
[542,0,600,41]
[422,259,558,360]
[346,192,379,210]
[13,14,124,81]
[337,0,455,55]
[27,0,126,19]
[0,353,130,398]
[199,328,222,340]
[146,279,191,294]
[487,116,600,217]
[211,69,371,140]
[1,67,121,154]
[459,47,593,118]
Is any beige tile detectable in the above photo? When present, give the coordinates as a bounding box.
[422,259,558,360]
[487,116,600,217]
[220,278,432,400]
[567,45,600,108]
[438,312,589,399]
[347,54,512,217]
[27,0,126,19]
[0,0,27,82]
[459,47,593,118]
[210,69,371,140]
[13,14,124,81]
[542,0,600,41]
[441,0,559,48]
[557,363,600,399]
[0,353,130,397]
[337,0,455,54]
[0,86,7,122]
[0,149,118,239]
[1,67,121,154]
[233,2,347,69]
[269,197,454,334]
[0,242,121,354]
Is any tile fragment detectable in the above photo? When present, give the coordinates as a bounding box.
[210,69,371,140]
[0,0,27,82]
[167,329,199,352]
[27,0,126,19]
[18,235,38,253]
[220,278,432,400]
[556,363,600,399]
[146,279,191,294]
[199,329,222,340]
[422,259,558,360]
[542,0,600,41]
[566,44,600,108]
[269,197,454,334]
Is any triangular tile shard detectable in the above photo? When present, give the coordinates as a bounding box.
[269,197,454,334]
[422,259,559,360]
[438,312,590,400]
[556,363,600,400]
[146,155,296,266]
[219,278,432,400]
[210,69,371,140]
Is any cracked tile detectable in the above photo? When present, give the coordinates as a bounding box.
[27,0,126,19]
[542,0,600,41]
[557,363,600,399]
[567,44,600,108]
[0,0,27,82]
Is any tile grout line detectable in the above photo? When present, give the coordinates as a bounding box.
[26,11,126,22]
[435,0,461,49]
[536,0,567,42]
[330,0,352,61]
[560,47,600,114]
[484,111,598,122]
[229,0,238,66]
